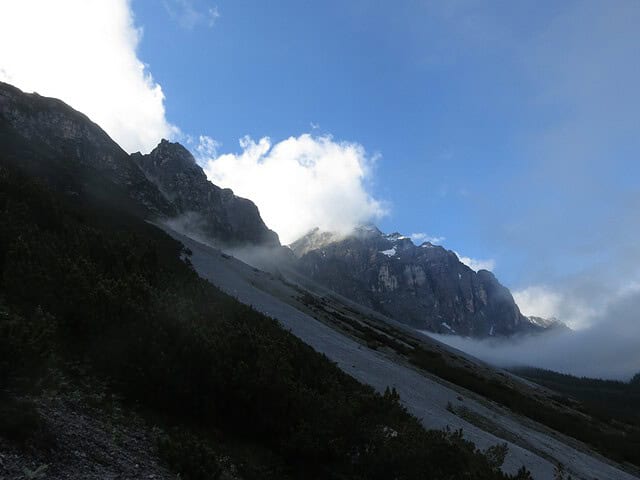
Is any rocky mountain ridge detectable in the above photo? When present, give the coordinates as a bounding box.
[1,80,552,338]
[0,81,278,247]
[132,140,279,246]
[291,226,545,337]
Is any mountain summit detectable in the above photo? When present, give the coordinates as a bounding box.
[132,139,279,246]
[291,226,543,337]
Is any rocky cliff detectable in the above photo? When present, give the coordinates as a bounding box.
[291,226,542,337]
[132,140,279,246]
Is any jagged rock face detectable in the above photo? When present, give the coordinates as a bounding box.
[132,140,279,247]
[291,226,540,337]
[0,82,279,247]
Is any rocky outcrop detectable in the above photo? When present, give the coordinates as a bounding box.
[132,140,279,247]
[0,81,278,247]
[291,226,542,337]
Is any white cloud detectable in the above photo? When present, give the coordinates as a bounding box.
[0,0,175,153]
[454,252,495,272]
[163,0,220,29]
[202,134,386,244]
[513,282,639,331]
[512,285,589,329]
[513,286,563,320]
[195,135,221,161]
[207,6,221,26]
[410,232,445,245]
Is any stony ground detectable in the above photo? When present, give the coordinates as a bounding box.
[0,392,173,480]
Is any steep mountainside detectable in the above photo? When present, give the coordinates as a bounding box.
[132,140,279,246]
[291,226,540,337]
[0,128,518,480]
[0,81,278,247]
[0,82,174,217]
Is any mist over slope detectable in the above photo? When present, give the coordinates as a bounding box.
[428,288,640,380]
[286,225,639,380]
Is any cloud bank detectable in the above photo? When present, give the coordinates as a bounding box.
[0,0,175,153]
[513,285,598,330]
[429,285,640,380]
[201,134,386,244]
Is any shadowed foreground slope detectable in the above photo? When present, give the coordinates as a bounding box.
[169,228,639,480]
[0,164,525,479]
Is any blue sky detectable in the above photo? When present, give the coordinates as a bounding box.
[133,1,535,256]
[2,0,639,330]
[132,2,639,291]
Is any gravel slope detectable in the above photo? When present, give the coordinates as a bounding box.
[168,228,638,480]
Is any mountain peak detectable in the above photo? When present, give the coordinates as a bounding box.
[289,227,346,257]
[156,138,193,156]
[353,224,384,237]
[138,139,201,176]
[291,224,547,337]
[133,139,280,247]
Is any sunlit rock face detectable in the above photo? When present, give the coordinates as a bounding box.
[291,226,542,337]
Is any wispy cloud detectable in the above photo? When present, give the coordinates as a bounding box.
[410,232,445,245]
[194,135,221,161]
[512,286,563,320]
[512,285,596,329]
[200,134,387,244]
[163,0,220,29]
[0,0,176,153]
